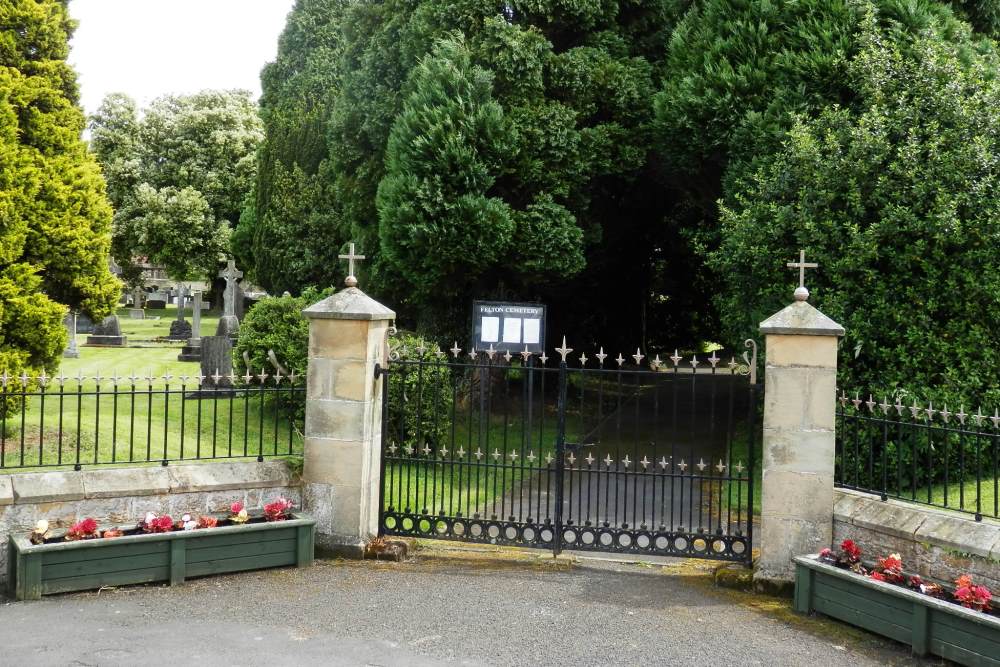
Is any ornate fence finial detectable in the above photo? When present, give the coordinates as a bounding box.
[787,249,818,302]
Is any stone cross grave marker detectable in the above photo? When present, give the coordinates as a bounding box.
[220,260,243,317]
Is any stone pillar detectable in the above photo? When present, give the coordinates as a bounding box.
[302,287,394,557]
[755,298,844,586]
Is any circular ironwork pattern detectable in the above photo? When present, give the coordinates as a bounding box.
[555,525,750,560]
[381,513,555,548]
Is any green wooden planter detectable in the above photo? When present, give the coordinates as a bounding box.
[794,555,1000,666]
[7,513,314,600]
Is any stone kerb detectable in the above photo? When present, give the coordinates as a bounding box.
[756,300,844,587]
[302,287,395,557]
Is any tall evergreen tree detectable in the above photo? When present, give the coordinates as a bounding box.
[241,0,695,345]
[0,0,119,379]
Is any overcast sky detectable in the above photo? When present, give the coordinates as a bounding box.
[68,0,296,115]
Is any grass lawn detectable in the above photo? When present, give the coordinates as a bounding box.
[904,478,999,519]
[112,306,221,342]
[2,342,303,471]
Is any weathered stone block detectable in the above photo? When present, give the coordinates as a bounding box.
[761,430,835,475]
[83,467,171,498]
[304,399,369,442]
[308,319,369,361]
[0,475,12,506]
[765,334,838,368]
[168,460,294,493]
[303,438,366,486]
[12,472,85,503]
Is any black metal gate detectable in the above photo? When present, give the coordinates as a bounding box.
[376,338,758,563]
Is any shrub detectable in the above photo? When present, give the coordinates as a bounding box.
[385,332,454,453]
[232,286,333,419]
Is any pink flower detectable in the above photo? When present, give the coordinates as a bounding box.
[263,496,294,522]
[230,500,244,514]
[954,575,993,612]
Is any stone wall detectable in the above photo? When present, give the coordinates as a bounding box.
[0,461,300,588]
[833,488,1000,591]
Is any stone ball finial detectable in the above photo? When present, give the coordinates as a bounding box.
[345,275,358,288]
[794,285,809,302]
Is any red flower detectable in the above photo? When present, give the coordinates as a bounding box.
[196,516,218,529]
[148,515,174,533]
[954,575,993,612]
[263,496,294,522]
[819,548,833,558]
[840,539,862,563]
[874,553,905,584]
[66,517,99,540]
[870,571,887,582]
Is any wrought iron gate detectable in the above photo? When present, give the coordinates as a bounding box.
[376,338,758,563]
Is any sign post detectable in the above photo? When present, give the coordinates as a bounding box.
[472,301,546,354]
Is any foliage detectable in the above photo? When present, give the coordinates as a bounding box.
[233,286,333,419]
[386,332,454,451]
[0,0,119,393]
[712,14,1000,407]
[91,90,263,282]
[240,0,698,346]
[376,35,518,301]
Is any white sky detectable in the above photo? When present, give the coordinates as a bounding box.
[68,0,296,115]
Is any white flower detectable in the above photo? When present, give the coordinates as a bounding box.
[33,519,49,534]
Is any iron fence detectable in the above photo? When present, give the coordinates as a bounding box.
[0,368,304,471]
[378,340,759,562]
[835,391,1000,520]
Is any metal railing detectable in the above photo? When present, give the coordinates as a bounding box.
[0,368,304,471]
[835,391,999,520]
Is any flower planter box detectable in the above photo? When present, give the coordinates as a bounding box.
[6,514,314,601]
[794,555,1000,666]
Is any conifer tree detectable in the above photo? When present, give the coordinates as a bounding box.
[0,0,119,379]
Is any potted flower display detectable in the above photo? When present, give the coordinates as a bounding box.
[795,540,999,666]
[7,497,313,600]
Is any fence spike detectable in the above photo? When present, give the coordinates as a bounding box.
[38,370,48,387]
[0,370,8,389]
[652,354,662,370]
[633,348,645,366]
[909,398,921,419]
[467,346,477,361]
[955,405,967,425]
[19,370,31,387]
[992,408,1000,429]
[538,351,549,365]
[615,353,625,367]
[690,354,699,369]
[595,347,607,366]
[670,349,682,367]
[520,345,532,362]
[579,352,588,367]
[879,396,891,414]
[865,394,876,412]
[451,341,461,358]
[708,352,720,368]
[925,401,936,421]
[485,344,496,361]
[939,404,951,423]
[555,336,573,362]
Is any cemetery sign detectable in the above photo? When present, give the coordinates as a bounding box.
[472,301,545,354]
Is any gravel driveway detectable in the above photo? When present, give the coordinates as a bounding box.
[0,544,940,666]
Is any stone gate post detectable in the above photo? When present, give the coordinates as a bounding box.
[301,271,394,557]
[754,255,844,586]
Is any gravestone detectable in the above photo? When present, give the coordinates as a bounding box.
[85,314,127,347]
[147,290,168,309]
[216,259,242,339]
[178,290,203,362]
[63,312,79,358]
[167,285,192,340]
[129,287,145,319]
[76,313,94,334]
[199,336,234,389]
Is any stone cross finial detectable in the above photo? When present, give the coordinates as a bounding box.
[787,250,818,302]
[338,242,365,288]
[218,259,243,317]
